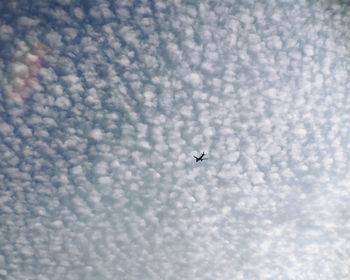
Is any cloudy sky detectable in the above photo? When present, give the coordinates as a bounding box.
[1,0,350,279]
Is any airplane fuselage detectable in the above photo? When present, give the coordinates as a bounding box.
[193,152,208,162]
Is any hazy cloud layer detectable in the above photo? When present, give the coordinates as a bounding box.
[1,0,350,279]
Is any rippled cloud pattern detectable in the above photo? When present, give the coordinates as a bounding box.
[1,0,350,279]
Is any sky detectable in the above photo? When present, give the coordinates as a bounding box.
[1,0,350,279]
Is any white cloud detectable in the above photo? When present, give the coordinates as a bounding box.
[45,31,63,48]
[89,128,104,141]
[17,16,40,27]
[1,1,350,279]
[0,24,14,42]
[54,96,71,109]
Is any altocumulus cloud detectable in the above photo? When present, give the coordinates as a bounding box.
[1,0,350,279]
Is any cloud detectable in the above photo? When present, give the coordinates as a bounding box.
[1,0,350,279]
[0,24,14,42]
[17,16,40,27]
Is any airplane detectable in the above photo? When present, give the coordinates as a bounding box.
[193,152,208,162]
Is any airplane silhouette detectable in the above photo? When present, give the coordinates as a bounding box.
[193,152,208,162]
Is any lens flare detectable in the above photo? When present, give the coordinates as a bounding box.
[6,43,50,103]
